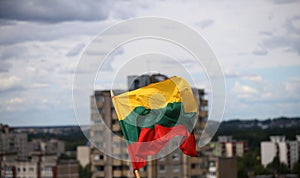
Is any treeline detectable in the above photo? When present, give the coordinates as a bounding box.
[215,117,300,150]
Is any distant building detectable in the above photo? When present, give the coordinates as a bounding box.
[0,124,78,178]
[90,74,209,178]
[206,157,237,178]
[127,74,168,91]
[261,136,300,169]
[209,136,248,157]
[77,146,90,167]
[29,138,65,156]
[56,160,79,178]
[0,124,28,160]
[1,157,79,178]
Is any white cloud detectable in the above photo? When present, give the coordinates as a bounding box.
[231,82,258,98]
[0,75,23,92]
[7,97,23,104]
[285,77,300,93]
[1,0,300,125]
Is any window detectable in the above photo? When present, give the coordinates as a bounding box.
[42,167,52,173]
[173,165,179,172]
[96,95,105,102]
[159,165,165,172]
[94,154,104,160]
[113,166,122,170]
[96,166,104,171]
[100,155,104,160]
[192,164,197,169]
[29,167,34,172]
[172,153,180,160]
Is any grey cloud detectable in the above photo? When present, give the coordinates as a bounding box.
[66,43,86,57]
[0,46,28,60]
[0,21,106,45]
[252,48,268,56]
[271,0,299,4]
[0,19,17,26]
[259,31,273,36]
[0,84,25,93]
[0,0,111,23]
[196,19,214,29]
[0,61,12,73]
[262,16,300,54]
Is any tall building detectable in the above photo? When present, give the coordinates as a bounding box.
[90,74,209,178]
[261,136,300,169]
[0,124,28,160]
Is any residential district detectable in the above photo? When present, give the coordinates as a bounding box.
[1,74,300,178]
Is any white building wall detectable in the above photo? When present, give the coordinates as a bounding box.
[278,142,288,165]
[261,142,277,167]
[225,143,233,157]
[288,141,299,168]
[77,146,90,167]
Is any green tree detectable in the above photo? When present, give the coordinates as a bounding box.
[253,164,269,175]
[267,156,289,174]
[79,164,92,178]
[292,161,300,177]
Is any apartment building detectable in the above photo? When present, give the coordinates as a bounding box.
[209,136,248,157]
[261,136,300,169]
[0,124,28,160]
[90,74,209,178]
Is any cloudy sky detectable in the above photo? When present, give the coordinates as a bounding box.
[0,0,300,126]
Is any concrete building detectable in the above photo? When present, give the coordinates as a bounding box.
[0,124,28,160]
[261,136,300,169]
[209,136,248,157]
[206,157,237,178]
[56,160,79,178]
[1,158,79,178]
[90,74,209,178]
[77,146,90,167]
[29,139,65,156]
[0,124,78,178]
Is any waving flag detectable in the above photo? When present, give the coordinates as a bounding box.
[112,76,198,171]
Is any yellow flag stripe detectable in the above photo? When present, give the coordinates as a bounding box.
[112,76,197,121]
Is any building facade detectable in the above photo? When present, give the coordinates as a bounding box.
[0,124,28,160]
[0,124,78,178]
[90,74,209,178]
[261,136,300,169]
[209,136,248,157]
[77,146,90,167]
[206,157,237,178]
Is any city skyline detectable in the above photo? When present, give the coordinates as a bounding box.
[0,0,300,126]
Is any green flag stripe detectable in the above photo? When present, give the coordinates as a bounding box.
[119,102,197,143]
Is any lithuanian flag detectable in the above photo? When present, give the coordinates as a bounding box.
[112,76,198,171]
